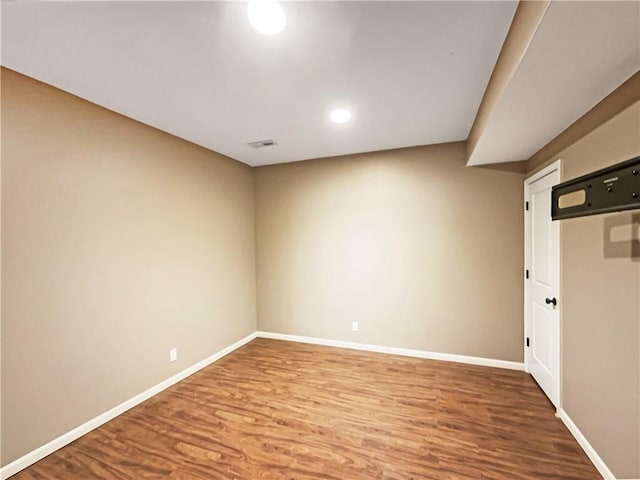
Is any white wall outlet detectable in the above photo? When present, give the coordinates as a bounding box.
[169,348,178,362]
[352,322,359,332]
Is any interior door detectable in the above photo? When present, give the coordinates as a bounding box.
[525,163,560,408]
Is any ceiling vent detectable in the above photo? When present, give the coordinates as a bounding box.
[248,139,277,148]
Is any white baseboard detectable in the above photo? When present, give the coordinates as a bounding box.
[0,330,527,479]
[9,331,623,480]
[557,408,616,480]
[0,331,258,480]
[256,331,524,371]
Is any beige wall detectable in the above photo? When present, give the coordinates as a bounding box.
[528,101,640,478]
[254,142,524,362]
[1,69,257,465]
[6,59,635,478]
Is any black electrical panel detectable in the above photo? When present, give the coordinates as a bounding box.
[551,156,640,220]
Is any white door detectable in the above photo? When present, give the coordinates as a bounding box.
[525,160,561,408]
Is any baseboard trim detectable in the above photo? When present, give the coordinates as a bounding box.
[1,330,527,478]
[557,408,615,480]
[256,331,524,371]
[0,331,258,480]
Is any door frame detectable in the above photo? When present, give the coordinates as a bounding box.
[524,159,562,408]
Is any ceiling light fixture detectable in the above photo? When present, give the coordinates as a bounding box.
[330,108,352,124]
[248,0,286,35]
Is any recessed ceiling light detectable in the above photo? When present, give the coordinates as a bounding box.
[248,0,286,35]
[330,108,352,124]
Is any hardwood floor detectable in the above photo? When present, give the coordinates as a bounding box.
[11,338,599,479]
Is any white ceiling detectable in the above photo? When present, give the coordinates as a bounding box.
[467,1,640,166]
[1,1,517,166]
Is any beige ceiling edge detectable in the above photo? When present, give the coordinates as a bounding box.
[465,0,550,164]
[525,70,640,175]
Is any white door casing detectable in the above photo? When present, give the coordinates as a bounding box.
[524,160,561,408]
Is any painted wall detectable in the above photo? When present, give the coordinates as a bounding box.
[9,60,635,478]
[1,68,257,465]
[528,101,640,478]
[254,142,524,362]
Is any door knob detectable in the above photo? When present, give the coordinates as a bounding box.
[545,297,557,306]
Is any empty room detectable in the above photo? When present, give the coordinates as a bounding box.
[1,1,639,479]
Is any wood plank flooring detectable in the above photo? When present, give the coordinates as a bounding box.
[11,339,600,479]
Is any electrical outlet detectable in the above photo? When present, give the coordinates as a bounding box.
[352,322,359,332]
[169,348,178,362]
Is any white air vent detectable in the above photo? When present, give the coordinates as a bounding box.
[248,139,277,148]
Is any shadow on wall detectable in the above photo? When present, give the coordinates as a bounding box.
[603,213,640,261]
